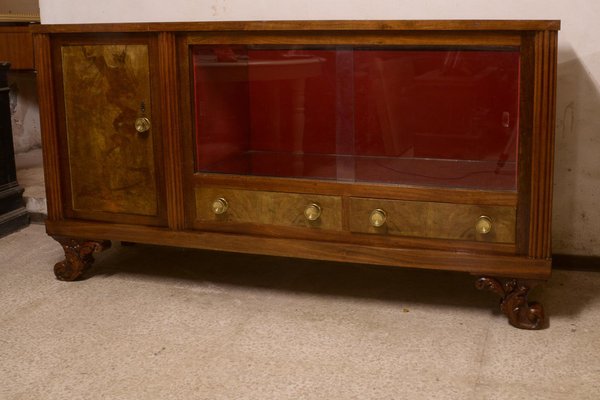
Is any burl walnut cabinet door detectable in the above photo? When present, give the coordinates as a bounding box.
[60,42,161,222]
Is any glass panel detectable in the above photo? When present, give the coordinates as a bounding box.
[193,45,520,190]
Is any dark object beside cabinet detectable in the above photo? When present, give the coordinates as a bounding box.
[0,62,28,237]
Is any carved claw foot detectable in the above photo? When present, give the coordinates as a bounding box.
[53,237,111,281]
[475,276,546,330]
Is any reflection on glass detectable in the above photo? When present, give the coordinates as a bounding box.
[193,45,520,190]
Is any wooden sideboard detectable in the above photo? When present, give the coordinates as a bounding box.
[33,20,559,329]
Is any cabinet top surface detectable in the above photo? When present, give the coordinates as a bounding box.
[33,20,560,34]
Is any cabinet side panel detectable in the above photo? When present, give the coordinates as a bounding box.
[61,44,158,216]
[34,33,63,221]
[529,31,558,259]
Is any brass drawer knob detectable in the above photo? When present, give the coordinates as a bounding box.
[476,216,493,234]
[212,198,229,215]
[135,117,151,133]
[370,209,387,227]
[304,203,322,221]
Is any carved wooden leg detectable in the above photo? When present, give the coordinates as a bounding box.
[475,276,546,330]
[53,237,111,281]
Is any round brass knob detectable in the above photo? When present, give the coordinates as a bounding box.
[135,117,151,133]
[212,198,229,215]
[476,216,493,234]
[370,209,387,227]
[304,203,322,221]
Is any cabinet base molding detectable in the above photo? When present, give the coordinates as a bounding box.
[53,237,111,281]
[475,276,546,330]
[46,220,551,280]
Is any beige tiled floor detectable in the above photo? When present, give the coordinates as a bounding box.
[1,224,599,399]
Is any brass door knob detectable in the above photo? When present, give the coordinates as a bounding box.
[476,216,493,234]
[304,203,322,221]
[212,198,229,215]
[135,117,151,133]
[370,209,387,227]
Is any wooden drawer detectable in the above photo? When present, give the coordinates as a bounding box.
[349,197,516,243]
[195,187,343,231]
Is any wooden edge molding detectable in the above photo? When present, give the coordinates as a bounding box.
[158,32,186,230]
[528,30,558,259]
[33,33,63,221]
[31,20,561,34]
[194,174,518,207]
[45,220,552,280]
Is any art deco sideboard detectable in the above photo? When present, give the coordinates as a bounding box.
[33,20,559,329]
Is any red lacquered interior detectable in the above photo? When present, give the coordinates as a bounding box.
[193,46,520,190]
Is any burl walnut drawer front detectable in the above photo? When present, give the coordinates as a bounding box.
[349,198,516,243]
[195,187,343,231]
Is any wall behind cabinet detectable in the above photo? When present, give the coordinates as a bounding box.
[38,0,600,257]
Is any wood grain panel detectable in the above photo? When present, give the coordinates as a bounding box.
[61,44,158,216]
[435,203,515,243]
[195,187,343,231]
[349,198,516,243]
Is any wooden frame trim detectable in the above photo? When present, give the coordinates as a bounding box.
[184,31,521,47]
[46,219,550,279]
[528,31,558,259]
[32,20,561,34]
[177,34,198,230]
[192,174,518,206]
[515,33,535,255]
[189,221,517,256]
[158,32,186,230]
[33,33,63,221]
